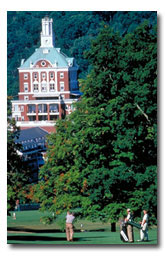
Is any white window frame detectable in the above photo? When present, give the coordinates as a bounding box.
[42,73,46,79]
[15,115,19,121]
[33,84,39,92]
[50,72,54,79]
[60,81,64,91]
[34,72,38,79]
[41,61,46,67]
[24,73,28,80]
[24,82,28,92]
[49,83,55,92]
[41,82,47,92]
[60,72,64,79]
[20,106,24,112]
[14,105,19,112]
[24,96,29,101]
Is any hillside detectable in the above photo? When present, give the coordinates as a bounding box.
[7,11,157,96]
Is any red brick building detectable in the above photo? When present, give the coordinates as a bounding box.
[12,17,80,132]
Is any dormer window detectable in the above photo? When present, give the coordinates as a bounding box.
[68,60,72,67]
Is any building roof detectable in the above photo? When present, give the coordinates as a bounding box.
[19,47,77,69]
[15,127,49,152]
[15,127,49,143]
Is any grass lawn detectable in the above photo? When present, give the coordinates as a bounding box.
[7,210,157,245]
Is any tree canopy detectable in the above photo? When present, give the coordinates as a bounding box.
[33,20,157,224]
[7,119,32,213]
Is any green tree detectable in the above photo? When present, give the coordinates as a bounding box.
[35,21,157,224]
[7,119,31,214]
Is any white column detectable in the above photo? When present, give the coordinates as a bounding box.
[55,69,58,92]
[46,70,49,92]
[30,70,33,93]
[38,71,41,93]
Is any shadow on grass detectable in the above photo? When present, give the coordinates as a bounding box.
[7,235,108,242]
[8,235,70,242]
[8,227,62,234]
[7,227,106,233]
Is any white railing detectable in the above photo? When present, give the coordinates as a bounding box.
[16,120,56,127]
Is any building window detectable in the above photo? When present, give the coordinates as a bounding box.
[49,104,58,113]
[49,83,55,91]
[24,83,28,92]
[50,72,54,79]
[33,84,39,92]
[24,73,28,79]
[60,72,64,79]
[42,73,46,79]
[41,82,47,92]
[28,104,36,113]
[34,73,38,79]
[24,96,29,101]
[50,115,59,121]
[14,105,18,112]
[65,105,71,110]
[38,115,48,121]
[60,81,64,91]
[29,115,36,121]
[38,104,47,113]
[20,106,24,112]
[21,116,24,121]
[41,61,46,67]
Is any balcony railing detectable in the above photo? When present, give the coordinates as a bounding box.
[27,111,59,115]
[16,120,57,127]
[27,111,36,115]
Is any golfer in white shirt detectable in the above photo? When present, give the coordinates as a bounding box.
[140,209,149,241]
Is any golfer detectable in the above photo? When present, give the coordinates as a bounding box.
[139,209,149,241]
[125,208,134,242]
[66,211,75,242]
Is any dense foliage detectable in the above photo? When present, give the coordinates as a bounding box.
[33,20,157,224]
[7,11,156,96]
[7,119,31,213]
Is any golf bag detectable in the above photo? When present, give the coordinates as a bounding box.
[120,221,129,242]
[127,221,142,229]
